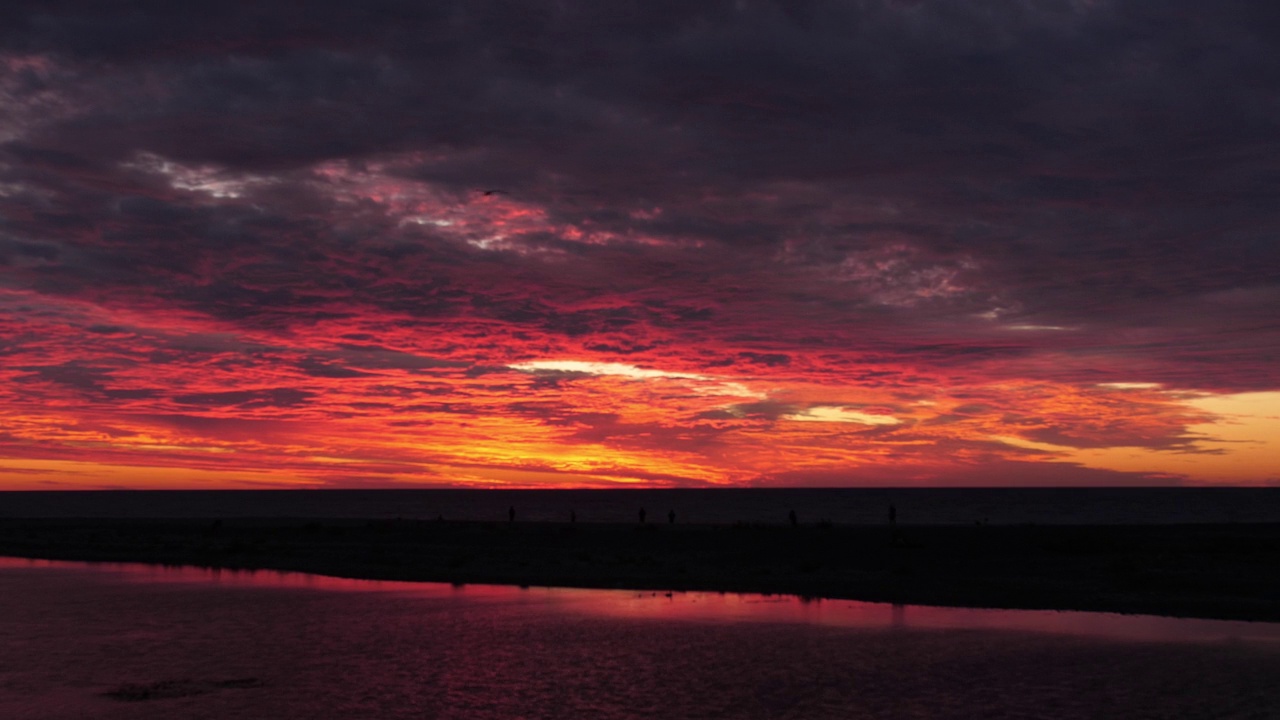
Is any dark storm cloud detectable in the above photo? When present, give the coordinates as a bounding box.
[0,0,1277,392]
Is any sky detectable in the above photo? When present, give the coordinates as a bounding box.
[1,1,1278,489]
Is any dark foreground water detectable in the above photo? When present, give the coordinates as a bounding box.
[4,487,1280,525]
[1,558,1278,719]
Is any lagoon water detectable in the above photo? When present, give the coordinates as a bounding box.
[2,558,1279,719]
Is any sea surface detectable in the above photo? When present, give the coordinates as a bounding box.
[2,487,1279,525]
[1,557,1278,719]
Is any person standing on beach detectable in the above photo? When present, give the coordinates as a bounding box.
[668,509,675,525]
[508,505,515,523]
[789,509,798,527]
[639,508,647,524]
[889,504,896,525]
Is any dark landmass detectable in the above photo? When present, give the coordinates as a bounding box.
[2,518,1278,622]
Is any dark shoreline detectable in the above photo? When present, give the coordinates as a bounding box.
[3,518,1278,622]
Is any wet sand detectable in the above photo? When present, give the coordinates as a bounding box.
[1,518,1277,622]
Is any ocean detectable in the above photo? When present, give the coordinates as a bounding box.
[2,487,1278,525]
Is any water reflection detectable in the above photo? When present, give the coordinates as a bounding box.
[5,556,1280,720]
[4,556,1276,645]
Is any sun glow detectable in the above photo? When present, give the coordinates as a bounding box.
[3,7,1278,489]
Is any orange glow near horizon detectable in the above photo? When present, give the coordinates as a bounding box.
[3,308,1276,489]
[2,96,1278,490]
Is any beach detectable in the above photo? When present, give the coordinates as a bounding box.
[2,518,1277,622]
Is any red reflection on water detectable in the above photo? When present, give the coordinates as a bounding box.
[567,589,1280,645]
[0,556,475,595]
[3,556,1278,645]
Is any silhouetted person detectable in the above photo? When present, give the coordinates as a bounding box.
[889,504,897,526]
[668,509,675,525]
[508,505,515,523]
[639,507,647,524]
[570,509,576,523]
[789,509,798,528]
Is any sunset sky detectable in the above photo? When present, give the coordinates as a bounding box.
[1,1,1278,489]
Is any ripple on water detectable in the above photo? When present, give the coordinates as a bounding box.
[0,558,1277,719]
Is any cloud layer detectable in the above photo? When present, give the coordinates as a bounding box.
[1,1,1278,487]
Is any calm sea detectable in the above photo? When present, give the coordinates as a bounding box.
[2,488,1279,524]
[2,558,1278,720]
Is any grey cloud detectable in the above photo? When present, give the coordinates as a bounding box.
[0,0,1277,390]
[172,388,315,408]
[17,360,113,392]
